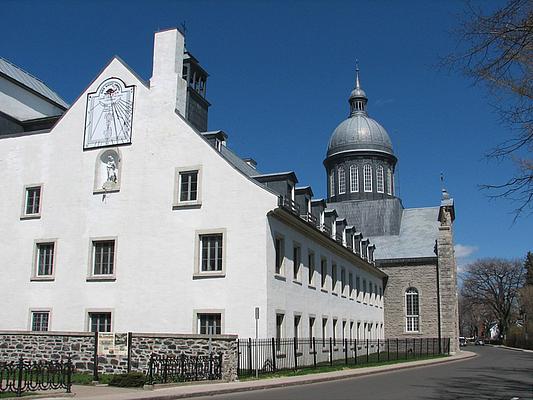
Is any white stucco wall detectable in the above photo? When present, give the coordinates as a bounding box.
[0,29,384,340]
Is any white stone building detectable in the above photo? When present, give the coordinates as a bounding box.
[0,29,386,341]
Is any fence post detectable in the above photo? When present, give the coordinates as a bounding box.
[447,338,451,355]
[93,331,99,382]
[209,352,213,380]
[293,337,298,371]
[180,353,185,380]
[377,339,380,362]
[16,357,23,397]
[219,352,223,379]
[126,332,133,373]
[66,357,72,393]
[148,354,154,385]
[344,338,348,365]
[329,337,333,366]
[366,339,369,364]
[396,338,399,360]
[271,338,277,372]
[247,338,252,376]
[354,338,358,365]
[312,337,317,368]
[387,339,390,361]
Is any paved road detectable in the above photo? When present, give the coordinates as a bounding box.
[195,346,533,400]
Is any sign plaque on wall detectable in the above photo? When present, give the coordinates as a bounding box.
[98,333,128,356]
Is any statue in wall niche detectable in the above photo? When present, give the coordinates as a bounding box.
[105,156,117,183]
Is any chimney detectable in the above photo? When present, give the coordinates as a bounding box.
[150,28,187,116]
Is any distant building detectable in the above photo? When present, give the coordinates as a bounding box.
[0,29,386,343]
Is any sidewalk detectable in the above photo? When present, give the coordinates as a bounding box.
[38,351,476,400]
[491,344,533,353]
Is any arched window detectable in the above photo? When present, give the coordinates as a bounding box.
[350,165,359,193]
[376,165,384,193]
[329,170,335,197]
[386,168,393,195]
[363,164,372,192]
[405,288,419,332]
[338,167,346,194]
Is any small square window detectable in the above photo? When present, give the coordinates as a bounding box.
[89,312,112,332]
[200,234,223,272]
[35,242,55,277]
[198,313,221,335]
[92,240,115,276]
[31,311,49,331]
[22,185,42,218]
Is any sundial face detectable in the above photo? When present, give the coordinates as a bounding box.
[84,78,135,149]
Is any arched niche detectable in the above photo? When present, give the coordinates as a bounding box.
[93,148,122,193]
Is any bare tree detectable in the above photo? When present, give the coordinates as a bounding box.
[461,258,525,338]
[446,0,533,217]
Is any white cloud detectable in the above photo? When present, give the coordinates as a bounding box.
[454,244,478,259]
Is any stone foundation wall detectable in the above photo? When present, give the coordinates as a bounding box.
[0,331,238,381]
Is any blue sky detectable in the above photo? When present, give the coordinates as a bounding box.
[2,0,530,267]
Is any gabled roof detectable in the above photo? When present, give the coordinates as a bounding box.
[0,58,69,109]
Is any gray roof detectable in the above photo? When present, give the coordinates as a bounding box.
[370,207,440,260]
[220,145,261,177]
[0,58,69,109]
[327,113,394,158]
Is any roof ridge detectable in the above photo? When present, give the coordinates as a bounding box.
[0,57,48,86]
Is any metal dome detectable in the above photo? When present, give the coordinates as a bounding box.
[327,114,394,158]
[326,66,394,158]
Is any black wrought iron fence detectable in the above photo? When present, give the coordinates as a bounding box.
[238,337,450,377]
[0,357,72,397]
[147,352,223,384]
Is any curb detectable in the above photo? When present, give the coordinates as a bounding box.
[139,352,478,400]
[492,345,533,353]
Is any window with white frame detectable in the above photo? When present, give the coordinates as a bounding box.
[363,279,367,303]
[276,313,284,349]
[329,170,335,196]
[200,234,223,272]
[89,312,112,332]
[376,165,384,193]
[338,167,346,194]
[349,165,359,193]
[386,168,393,195]
[321,317,328,346]
[363,164,372,192]
[294,315,301,341]
[356,276,361,300]
[31,311,49,331]
[293,244,301,280]
[309,316,315,338]
[92,240,115,276]
[23,186,41,217]
[308,251,315,285]
[320,258,327,289]
[275,236,284,274]
[35,242,54,277]
[342,320,346,341]
[349,321,354,340]
[348,272,353,298]
[198,313,221,334]
[332,319,337,345]
[332,264,337,293]
[340,268,346,295]
[179,170,198,202]
[406,288,420,332]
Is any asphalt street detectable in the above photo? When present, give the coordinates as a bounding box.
[194,346,533,400]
